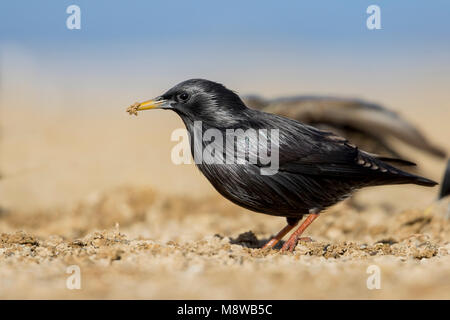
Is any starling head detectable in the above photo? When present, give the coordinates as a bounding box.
[131,79,248,125]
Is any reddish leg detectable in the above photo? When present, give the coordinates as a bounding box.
[262,224,296,249]
[281,209,321,252]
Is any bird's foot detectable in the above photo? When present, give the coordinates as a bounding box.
[281,212,320,252]
[281,236,312,252]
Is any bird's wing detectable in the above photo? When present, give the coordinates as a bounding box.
[251,113,435,186]
[277,131,390,179]
[256,96,446,159]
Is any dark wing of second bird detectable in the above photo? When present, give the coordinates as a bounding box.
[244,95,446,159]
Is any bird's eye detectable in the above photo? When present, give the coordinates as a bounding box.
[178,92,189,102]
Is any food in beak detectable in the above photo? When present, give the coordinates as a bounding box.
[126,102,141,116]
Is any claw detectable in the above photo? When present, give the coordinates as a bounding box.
[281,236,313,252]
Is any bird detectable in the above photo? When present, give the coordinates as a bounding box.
[439,159,450,200]
[243,95,446,160]
[127,79,438,252]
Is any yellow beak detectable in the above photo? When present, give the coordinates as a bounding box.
[126,99,168,115]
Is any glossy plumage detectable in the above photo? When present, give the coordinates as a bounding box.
[137,79,438,251]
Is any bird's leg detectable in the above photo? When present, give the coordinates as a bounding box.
[261,217,299,250]
[281,208,321,252]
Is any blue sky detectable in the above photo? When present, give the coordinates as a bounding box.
[1,1,449,102]
[2,1,449,50]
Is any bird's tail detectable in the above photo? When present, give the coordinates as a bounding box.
[380,171,438,187]
[412,175,439,187]
[371,154,438,187]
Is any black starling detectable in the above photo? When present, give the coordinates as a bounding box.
[244,95,446,160]
[128,79,438,252]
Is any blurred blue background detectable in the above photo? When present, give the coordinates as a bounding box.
[2,1,450,48]
[1,0,449,105]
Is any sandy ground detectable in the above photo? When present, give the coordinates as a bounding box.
[0,94,449,299]
[0,186,449,299]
